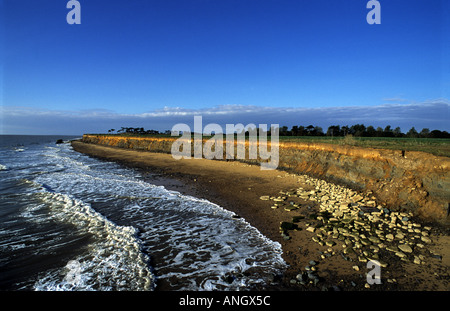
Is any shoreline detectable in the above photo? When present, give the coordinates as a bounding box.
[71,141,450,291]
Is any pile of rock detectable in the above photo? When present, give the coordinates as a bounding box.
[260,173,441,288]
[293,260,320,286]
[297,177,433,266]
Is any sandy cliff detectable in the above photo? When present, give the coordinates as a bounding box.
[80,134,450,225]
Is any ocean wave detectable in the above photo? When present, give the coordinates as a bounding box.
[28,142,286,290]
[32,188,155,291]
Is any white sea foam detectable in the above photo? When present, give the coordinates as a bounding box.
[32,188,155,291]
[30,142,286,290]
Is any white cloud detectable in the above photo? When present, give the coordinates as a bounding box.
[1,99,449,135]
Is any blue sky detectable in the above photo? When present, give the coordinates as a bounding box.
[1,0,449,134]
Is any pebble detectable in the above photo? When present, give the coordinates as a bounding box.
[395,251,406,258]
[395,232,405,239]
[421,236,432,243]
[398,244,413,253]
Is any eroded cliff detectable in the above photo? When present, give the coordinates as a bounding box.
[80,134,450,224]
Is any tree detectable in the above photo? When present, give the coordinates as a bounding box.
[298,126,306,136]
[406,127,419,138]
[419,128,430,138]
[429,130,450,138]
[341,125,350,136]
[349,124,366,137]
[393,127,403,137]
[383,125,394,137]
[305,125,315,136]
[314,126,324,136]
[280,126,289,136]
[366,125,376,137]
[327,125,341,137]
[375,127,383,137]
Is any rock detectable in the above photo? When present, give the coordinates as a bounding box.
[378,261,388,268]
[358,256,368,262]
[292,215,305,222]
[369,236,381,244]
[273,197,286,202]
[306,227,316,233]
[370,245,380,252]
[281,233,291,240]
[386,246,397,252]
[352,195,364,202]
[366,201,376,207]
[361,239,371,246]
[309,260,317,266]
[259,196,270,200]
[352,265,360,271]
[340,202,350,210]
[386,233,394,240]
[284,206,298,212]
[395,251,406,258]
[280,222,298,232]
[325,241,336,247]
[421,236,432,243]
[398,244,413,253]
[395,232,405,239]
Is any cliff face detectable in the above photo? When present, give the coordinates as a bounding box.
[277,142,449,223]
[81,134,450,224]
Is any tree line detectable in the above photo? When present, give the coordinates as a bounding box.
[107,124,450,138]
[279,124,450,138]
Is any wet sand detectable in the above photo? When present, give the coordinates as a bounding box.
[71,141,450,291]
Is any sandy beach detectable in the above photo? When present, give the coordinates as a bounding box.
[71,140,449,291]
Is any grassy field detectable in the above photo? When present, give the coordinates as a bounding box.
[279,136,450,157]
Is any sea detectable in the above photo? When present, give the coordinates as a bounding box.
[0,135,287,291]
